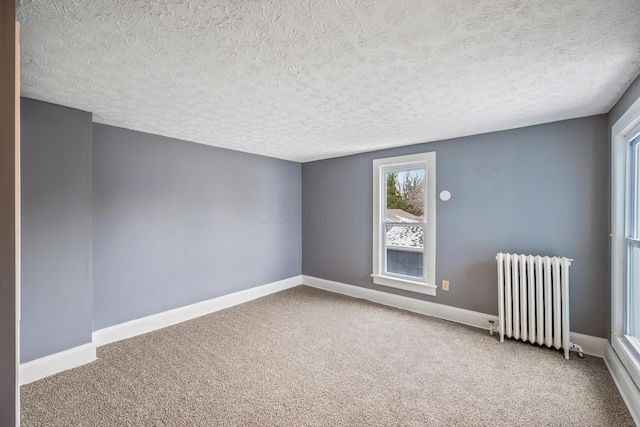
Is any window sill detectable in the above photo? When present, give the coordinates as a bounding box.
[612,335,640,389]
[370,274,437,296]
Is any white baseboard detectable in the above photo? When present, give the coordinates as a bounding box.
[20,275,606,389]
[570,332,608,358]
[93,275,303,347]
[20,343,96,386]
[605,343,640,425]
[302,275,498,330]
[302,275,607,358]
[20,275,302,385]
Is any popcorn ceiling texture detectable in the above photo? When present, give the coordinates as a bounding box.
[16,0,640,162]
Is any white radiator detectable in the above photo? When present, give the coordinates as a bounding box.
[495,253,582,359]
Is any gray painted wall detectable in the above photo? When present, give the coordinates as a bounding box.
[93,124,301,330]
[609,73,640,127]
[20,98,93,362]
[302,116,609,338]
[0,1,17,422]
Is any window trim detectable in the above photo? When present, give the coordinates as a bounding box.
[371,152,436,296]
[612,94,640,389]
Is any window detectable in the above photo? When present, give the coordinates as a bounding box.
[612,95,640,389]
[628,136,640,341]
[372,152,436,295]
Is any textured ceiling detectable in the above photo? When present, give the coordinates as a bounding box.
[17,0,640,162]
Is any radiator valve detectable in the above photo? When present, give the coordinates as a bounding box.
[569,342,584,358]
[489,320,496,335]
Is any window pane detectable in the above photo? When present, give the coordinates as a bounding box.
[385,169,425,218]
[386,224,423,278]
[628,241,640,337]
[634,141,640,238]
[628,136,640,338]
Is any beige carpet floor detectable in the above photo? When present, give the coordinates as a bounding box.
[21,286,633,426]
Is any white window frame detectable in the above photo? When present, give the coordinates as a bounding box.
[371,152,436,296]
[612,94,640,389]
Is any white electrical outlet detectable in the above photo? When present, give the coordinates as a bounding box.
[442,280,450,291]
